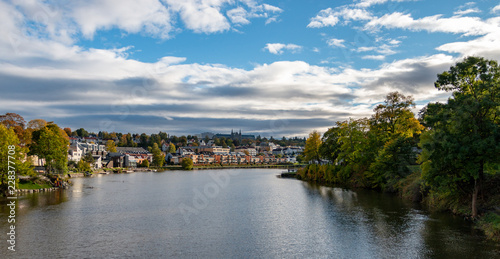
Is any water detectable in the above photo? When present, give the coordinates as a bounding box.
[1,169,499,258]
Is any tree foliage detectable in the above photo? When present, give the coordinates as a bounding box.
[419,56,500,218]
[181,157,193,170]
[83,152,95,164]
[304,130,322,163]
[151,143,165,167]
[0,113,30,145]
[140,159,150,168]
[301,92,424,191]
[0,124,33,194]
[168,143,176,154]
[29,124,69,174]
[106,140,117,153]
[77,160,91,172]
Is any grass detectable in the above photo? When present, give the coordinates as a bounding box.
[18,182,53,190]
[478,212,500,241]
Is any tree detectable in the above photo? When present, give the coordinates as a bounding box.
[151,143,165,167]
[304,130,322,163]
[77,160,91,172]
[181,157,193,170]
[0,124,33,194]
[29,124,69,174]
[0,113,29,145]
[168,143,176,154]
[106,140,117,152]
[75,128,89,138]
[419,57,500,218]
[63,128,72,137]
[27,119,48,131]
[319,127,342,163]
[368,92,424,191]
[83,152,95,164]
[140,159,150,168]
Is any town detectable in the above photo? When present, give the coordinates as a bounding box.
[52,128,304,170]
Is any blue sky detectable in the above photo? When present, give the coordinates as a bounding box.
[1,0,500,137]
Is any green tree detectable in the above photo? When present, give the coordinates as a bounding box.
[106,140,117,153]
[419,57,500,218]
[319,127,342,163]
[304,130,322,163]
[140,159,149,168]
[181,157,194,170]
[75,128,89,137]
[29,124,69,174]
[151,143,165,167]
[168,143,176,154]
[77,160,91,172]
[368,92,424,190]
[336,118,370,167]
[0,124,33,194]
[83,152,95,164]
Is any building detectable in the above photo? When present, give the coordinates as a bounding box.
[234,147,257,156]
[215,129,255,141]
[196,145,230,154]
[106,147,152,168]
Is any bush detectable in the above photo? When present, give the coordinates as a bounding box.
[181,157,193,170]
[478,212,500,241]
[139,159,149,168]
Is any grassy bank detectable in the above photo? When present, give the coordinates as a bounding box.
[478,212,500,241]
[18,182,53,190]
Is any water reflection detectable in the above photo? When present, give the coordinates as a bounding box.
[0,170,498,258]
[301,181,499,258]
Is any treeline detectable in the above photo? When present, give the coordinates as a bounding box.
[72,129,306,150]
[301,57,500,221]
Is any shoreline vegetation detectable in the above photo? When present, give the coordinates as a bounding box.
[295,57,500,242]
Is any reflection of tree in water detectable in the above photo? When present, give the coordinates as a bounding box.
[302,181,429,258]
[301,181,499,258]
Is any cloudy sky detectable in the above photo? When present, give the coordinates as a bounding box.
[1,0,500,137]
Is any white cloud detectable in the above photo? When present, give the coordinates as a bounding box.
[389,39,401,45]
[326,38,346,48]
[227,7,250,25]
[227,1,282,26]
[454,8,481,16]
[262,4,282,13]
[436,31,500,61]
[355,0,418,8]
[307,6,371,28]
[307,8,339,28]
[264,43,302,54]
[362,55,385,60]
[3,0,283,42]
[69,0,173,39]
[165,0,231,33]
[365,12,500,36]
[356,46,377,52]
[492,4,500,13]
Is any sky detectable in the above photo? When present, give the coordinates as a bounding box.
[1,0,500,137]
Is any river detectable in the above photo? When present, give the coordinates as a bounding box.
[1,169,499,258]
